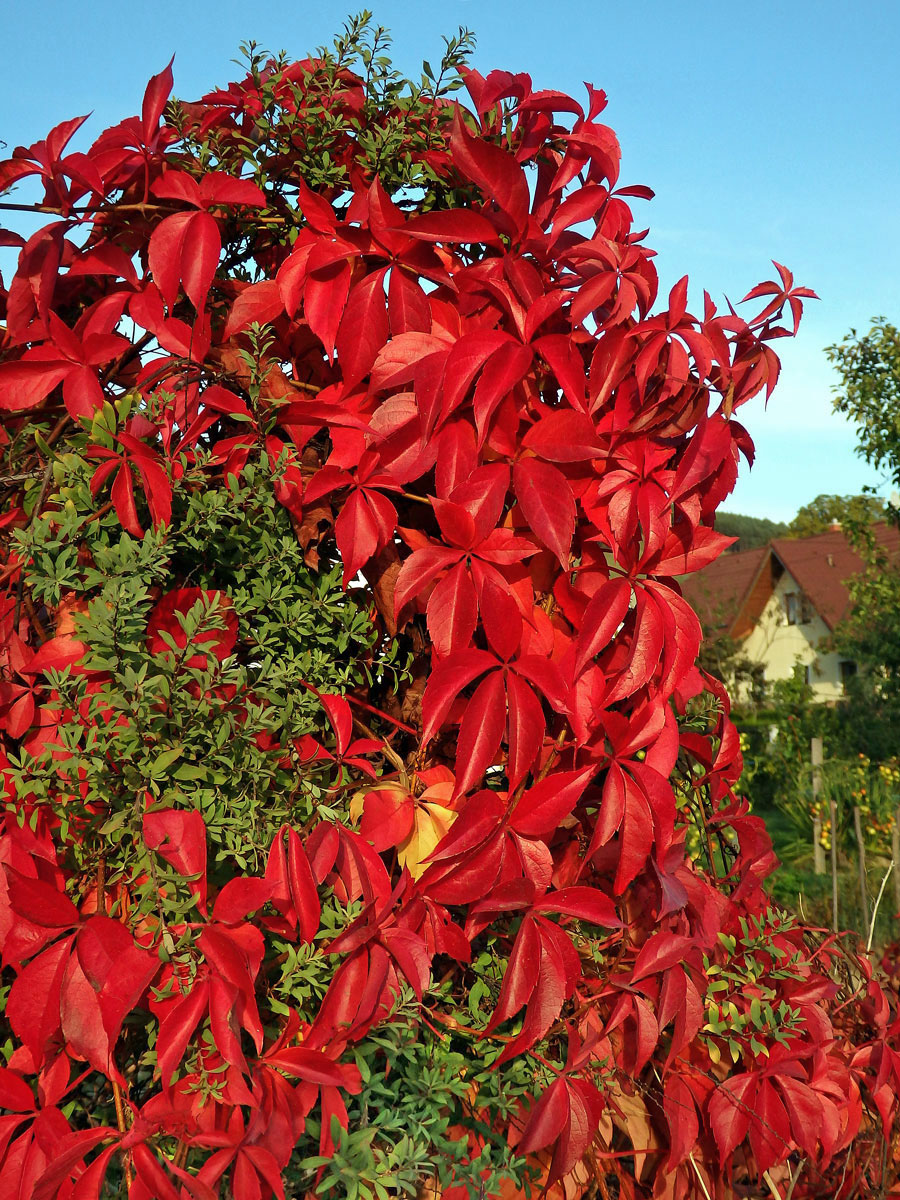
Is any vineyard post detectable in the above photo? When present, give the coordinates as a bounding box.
[812,737,825,874]
[853,804,870,933]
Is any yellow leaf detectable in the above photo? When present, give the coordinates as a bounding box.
[397,801,457,879]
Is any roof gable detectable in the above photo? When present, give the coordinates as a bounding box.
[679,545,768,637]
[770,525,900,631]
[679,523,900,638]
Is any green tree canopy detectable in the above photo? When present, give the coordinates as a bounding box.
[787,492,885,538]
[715,510,787,550]
[824,322,900,758]
[827,318,900,482]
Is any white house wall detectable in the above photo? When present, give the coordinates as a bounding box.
[740,567,847,701]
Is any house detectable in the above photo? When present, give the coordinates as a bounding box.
[680,525,900,702]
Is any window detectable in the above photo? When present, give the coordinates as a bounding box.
[784,592,813,625]
[839,661,857,694]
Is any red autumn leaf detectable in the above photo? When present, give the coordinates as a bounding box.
[148,209,221,312]
[369,331,451,391]
[142,808,208,912]
[131,1144,182,1200]
[305,254,352,362]
[533,885,621,927]
[222,279,284,338]
[212,876,276,925]
[402,208,501,245]
[141,56,175,144]
[521,409,604,462]
[4,867,79,928]
[155,978,210,1088]
[748,1078,792,1172]
[0,1068,35,1113]
[286,827,321,943]
[647,524,736,575]
[450,108,530,236]
[427,560,479,657]
[663,1072,700,1169]
[631,931,696,982]
[59,950,111,1071]
[510,767,596,837]
[505,670,545,789]
[421,648,497,743]
[519,1076,569,1155]
[574,578,632,674]
[454,670,507,796]
[387,267,432,335]
[513,458,575,567]
[0,358,70,411]
[775,1075,824,1158]
[7,936,74,1066]
[263,1045,350,1087]
[336,269,389,389]
[360,788,415,852]
[708,1073,758,1161]
[76,916,158,1050]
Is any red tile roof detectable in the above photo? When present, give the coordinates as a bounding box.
[769,526,900,631]
[679,524,900,638]
[679,546,767,637]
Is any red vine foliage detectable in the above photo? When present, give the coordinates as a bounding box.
[1,21,897,1200]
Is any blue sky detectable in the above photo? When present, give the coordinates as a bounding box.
[3,0,898,521]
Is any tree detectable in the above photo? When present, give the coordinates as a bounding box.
[714,510,787,550]
[827,318,900,483]
[822,322,900,757]
[829,539,900,759]
[787,491,886,537]
[1,19,895,1200]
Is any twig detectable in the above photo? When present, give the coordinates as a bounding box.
[22,592,50,642]
[784,1158,807,1200]
[352,716,408,779]
[111,1081,134,1189]
[866,859,894,952]
[14,460,53,628]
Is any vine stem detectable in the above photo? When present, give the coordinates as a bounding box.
[112,1081,134,1189]
[96,860,134,1186]
[352,716,408,779]
[14,461,53,628]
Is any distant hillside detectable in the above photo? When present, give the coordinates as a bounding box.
[715,512,788,551]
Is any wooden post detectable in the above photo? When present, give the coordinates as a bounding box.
[853,804,870,933]
[812,737,825,875]
[830,797,839,933]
